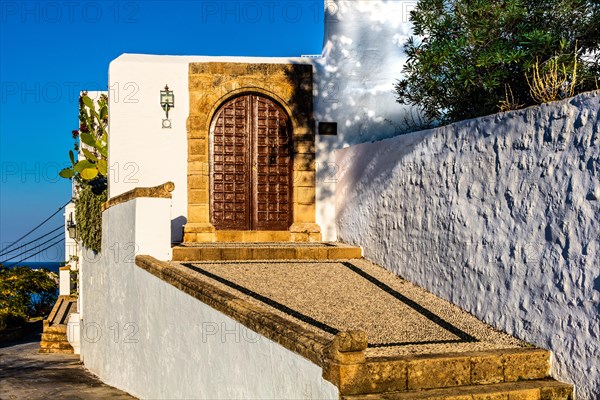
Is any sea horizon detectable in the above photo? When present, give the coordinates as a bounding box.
[2,261,63,273]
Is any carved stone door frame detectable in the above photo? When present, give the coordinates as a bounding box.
[184,62,320,242]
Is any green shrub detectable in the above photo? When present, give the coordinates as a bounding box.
[59,93,108,181]
[0,265,58,330]
[75,184,107,252]
[396,0,599,125]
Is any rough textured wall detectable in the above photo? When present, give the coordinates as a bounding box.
[80,200,338,399]
[336,92,600,399]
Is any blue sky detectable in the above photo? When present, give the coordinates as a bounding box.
[0,0,325,263]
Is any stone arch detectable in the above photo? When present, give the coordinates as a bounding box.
[206,87,301,135]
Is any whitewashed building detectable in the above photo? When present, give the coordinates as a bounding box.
[106,0,416,245]
[76,1,599,399]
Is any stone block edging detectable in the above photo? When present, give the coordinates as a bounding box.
[102,182,175,212]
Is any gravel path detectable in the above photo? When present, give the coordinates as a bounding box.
[180,258,526,357]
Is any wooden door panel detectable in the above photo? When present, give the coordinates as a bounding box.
[211,94,292,231]
[211,96,250,230]
[253,95,292,230]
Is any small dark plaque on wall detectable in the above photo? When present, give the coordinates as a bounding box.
[318,122,337,136]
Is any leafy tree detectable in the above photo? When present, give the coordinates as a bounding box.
[396,0,600,125]
[0,265,58,330]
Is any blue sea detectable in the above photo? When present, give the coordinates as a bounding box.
[4,261,63,273]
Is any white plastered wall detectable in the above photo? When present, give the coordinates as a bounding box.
[79,199,339,399]
[108,56,190,243]
[314,0,418,240]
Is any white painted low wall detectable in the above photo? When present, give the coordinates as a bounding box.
[67,312,81,355]
[80,199,338,399]
[336,91,600,400]
[59,268,71,296]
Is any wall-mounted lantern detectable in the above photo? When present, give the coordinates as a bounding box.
[67,213,77,240]
[160,84,174,129]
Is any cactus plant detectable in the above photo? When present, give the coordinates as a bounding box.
[59,93,108,183]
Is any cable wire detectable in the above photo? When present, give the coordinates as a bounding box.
[1,231,65,264]
[0,200,71,255]
[4,237,65,268]
[0,225,64,258]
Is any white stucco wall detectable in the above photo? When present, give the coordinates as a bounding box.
[314,0,416,143]
[314,0,418,240]
[335,91,600,400]
[108,56,189,243]
[64,202,77,260]
[79,199,338,399]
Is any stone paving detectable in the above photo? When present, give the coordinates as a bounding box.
[0,331,135,400]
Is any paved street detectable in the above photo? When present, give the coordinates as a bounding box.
[0,331,135,400]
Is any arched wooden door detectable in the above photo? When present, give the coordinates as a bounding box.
[210,94,293,231]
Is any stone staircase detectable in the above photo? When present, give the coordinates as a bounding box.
[39,295,77,354]
[154,241,574,399]
[324,333,572,399]
[343,380,571,399]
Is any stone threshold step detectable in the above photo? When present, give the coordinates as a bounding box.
[172,242,362,261]
[342,378,573,400]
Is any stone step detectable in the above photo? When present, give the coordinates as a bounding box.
[172,242,362,261]
[326,348,552,395]
[40,296,77,354]
[38,347,75,355]
[342,378,573,400]
[45,295,77,326]
[41,332,68,342]
[39,340,74,351]
[53,298,70,324]
[39,325,74,353]
[42,323,67,334]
